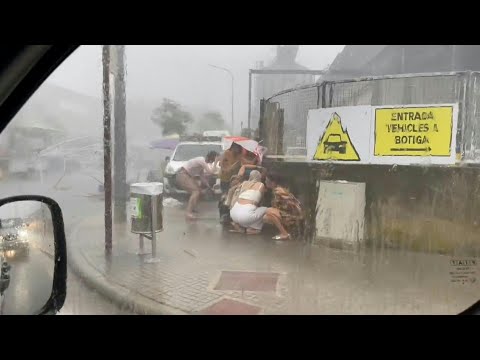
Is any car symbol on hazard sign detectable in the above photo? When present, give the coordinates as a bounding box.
[324,134,347,154]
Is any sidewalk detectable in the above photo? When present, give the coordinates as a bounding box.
[68,201,480,315]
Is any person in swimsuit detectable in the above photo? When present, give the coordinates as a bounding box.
[219,143,243,193]
[218,143,243,223]
[175,151,219,220]
[229,170,267,235]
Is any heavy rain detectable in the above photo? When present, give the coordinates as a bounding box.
[1,45,479,315]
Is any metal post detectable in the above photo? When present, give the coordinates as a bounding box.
[113,45,127,224]
[102,45,113,254]
[151,195,157,258]
[139,234,144,253]
[248,70,252,131]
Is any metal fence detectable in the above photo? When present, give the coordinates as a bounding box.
[259,71,480,162]
[249,69,324,132]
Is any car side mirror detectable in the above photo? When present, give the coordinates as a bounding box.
[0,195,67,315]
[165,156,170,162]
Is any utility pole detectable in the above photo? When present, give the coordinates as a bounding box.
[112,45,127,224]
[102,45,112,254]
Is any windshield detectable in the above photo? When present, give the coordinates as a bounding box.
[2,45,480,315]
[173,144,223,161]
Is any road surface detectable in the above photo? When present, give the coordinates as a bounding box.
[59,269,133,315]
[0,170,132,315]
[1,246,131,315]
[2,247,53,314]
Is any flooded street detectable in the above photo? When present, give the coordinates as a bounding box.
[2,45,480,315]
[0,163,479,315]
[68,196,480,315]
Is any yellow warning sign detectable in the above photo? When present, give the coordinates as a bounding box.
[374,106,454,157]
[313,112,360,161]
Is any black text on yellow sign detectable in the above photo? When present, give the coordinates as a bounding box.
[374,106,454,157]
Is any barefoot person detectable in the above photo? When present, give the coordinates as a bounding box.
[229,170,267,235]
[218,143,242,223]
[219,143,243,193]
[175,151,219,220]
[263,173,304,241]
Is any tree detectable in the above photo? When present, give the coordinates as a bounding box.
[195,111,226,133]
[151,98,193,136]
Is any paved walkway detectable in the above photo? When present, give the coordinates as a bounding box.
[68,201,480,315]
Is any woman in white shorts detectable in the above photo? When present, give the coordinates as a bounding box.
[229,170,267,235]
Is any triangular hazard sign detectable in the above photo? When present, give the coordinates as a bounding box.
[313,112,360,161]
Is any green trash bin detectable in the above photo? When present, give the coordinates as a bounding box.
[129,182,163,234]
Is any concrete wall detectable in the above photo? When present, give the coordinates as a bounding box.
[265,159,480,256]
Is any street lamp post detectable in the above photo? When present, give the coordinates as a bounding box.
[208,64,234,133]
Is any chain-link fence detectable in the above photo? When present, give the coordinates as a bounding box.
[248,69,323,133]
[259,71,480,162]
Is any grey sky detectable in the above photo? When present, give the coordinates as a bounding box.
[47,45,344,133]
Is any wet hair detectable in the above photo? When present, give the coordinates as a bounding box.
[206,151,219,163]
[230,143,242,155]
[249,170,262,182]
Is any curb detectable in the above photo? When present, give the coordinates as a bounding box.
[67,218,186,315]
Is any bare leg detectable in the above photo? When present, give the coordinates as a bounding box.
[263,208,289,238]
[186,190,200,219]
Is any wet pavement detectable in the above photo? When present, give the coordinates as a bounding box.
[0,171,130,315]
[58,269,133,315]
[2,248,53,315]
[1,224,128,315]
[2,249,126,316]
[2,171,480,315]
[69,200,480,315]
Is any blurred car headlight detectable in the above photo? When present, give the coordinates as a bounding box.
[17,229,28,240]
